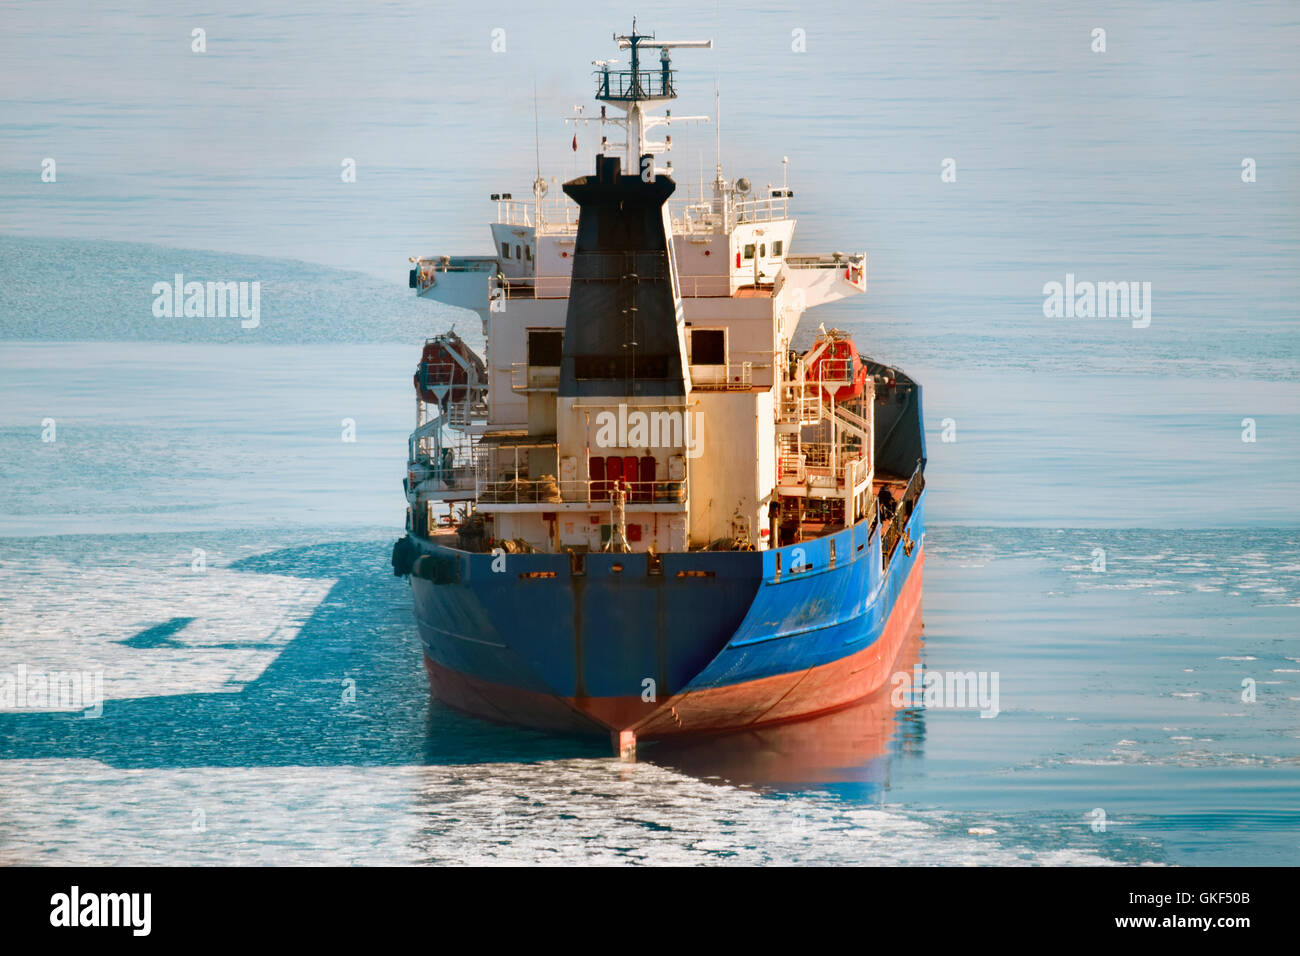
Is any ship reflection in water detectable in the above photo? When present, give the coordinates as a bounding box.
[644,622,925,792]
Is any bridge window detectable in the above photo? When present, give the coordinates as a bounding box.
[501,242,510,259]
[759,243,766,257]
[773,240,783,257]
[690,329,726,366]
[527,329,564,366]
[743,243,755,260]
[574,355,671,379]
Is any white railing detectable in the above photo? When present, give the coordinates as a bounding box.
[778,454,805,484]
[409,464,478,496]
[504,271,763,300]
[777,381,823,424]
[510,363,560,392]
[814,358,854,384]
[834,403,871,438]
[413,256,498,292]
[676,273,736,297]
[780,442,868,487]
[666,185,793,233]
[690,361,752,390]
[732,195,792,223]
[669,201,727,235]
[495,197,580,233]
[785,253,864,271]
[477,478,688,506]
[504,275,572,299]
[443,400,488,428]
[777,450,868,488]
[489,191,794,241]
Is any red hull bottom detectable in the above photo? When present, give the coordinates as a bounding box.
[424,550,924,747]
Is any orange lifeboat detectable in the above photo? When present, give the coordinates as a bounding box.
[413,331,487,409]
[806,332,868,403]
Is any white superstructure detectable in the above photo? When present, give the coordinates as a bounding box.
[407,24,877,556]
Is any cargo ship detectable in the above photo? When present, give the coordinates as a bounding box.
[392,24,926,759]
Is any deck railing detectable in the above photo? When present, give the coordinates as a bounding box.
[778,453,805,484]
[509,363,560,392]
[731,195,793,223]
[408,464,478,496]
[413,256,498,293]
[504,272,758,300]
[494,197,580,232]
[690,361,753,390]
[777,380,823,424]
[813,357,854,383]
[880,462,926,564]
[596,67,675,101]
[477,478,687,506]
[485,191,795,239]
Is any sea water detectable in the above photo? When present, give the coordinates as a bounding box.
[1,0,1297,865]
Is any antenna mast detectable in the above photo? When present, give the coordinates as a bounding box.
[533,79,541,182]
[593,21,713,173]
[532,79,548,229]
[714,83,723,188]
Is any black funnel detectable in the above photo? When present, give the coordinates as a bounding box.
[558,155,686,398]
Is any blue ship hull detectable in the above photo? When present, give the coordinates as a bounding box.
[410,491,925,739]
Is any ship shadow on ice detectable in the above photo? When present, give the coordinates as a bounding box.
[0,539,925,784]
[0,539,608,769]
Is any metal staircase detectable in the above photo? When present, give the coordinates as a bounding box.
[774,335,873,495]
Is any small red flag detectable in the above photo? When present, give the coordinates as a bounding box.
[571,133,578,152]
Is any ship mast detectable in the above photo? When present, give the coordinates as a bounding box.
[594,20,712,176]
